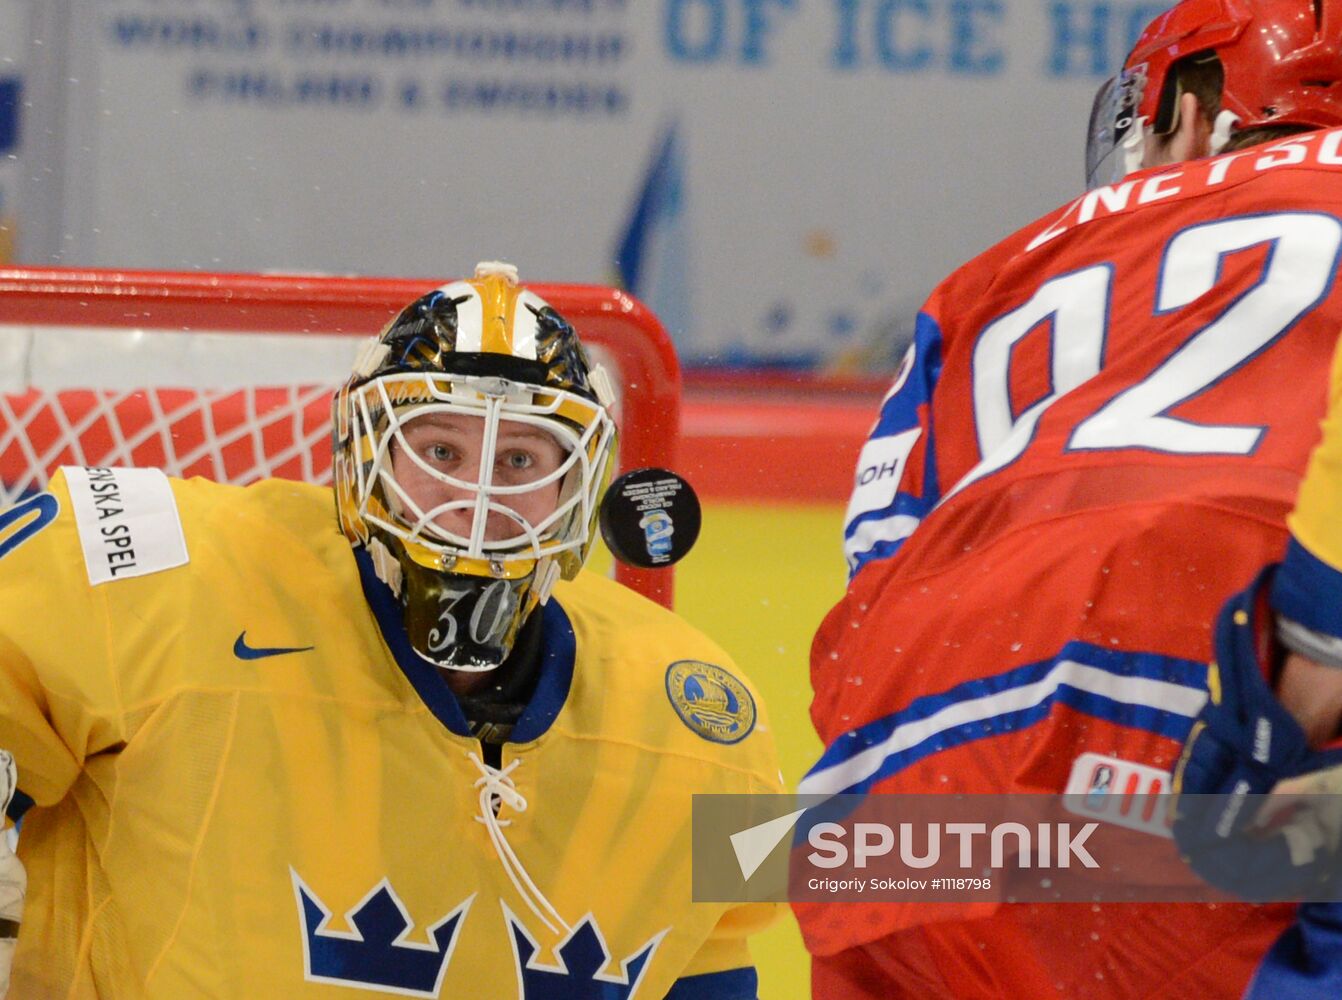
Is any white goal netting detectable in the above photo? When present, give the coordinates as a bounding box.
[0,325,358,506]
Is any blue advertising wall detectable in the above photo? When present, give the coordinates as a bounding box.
[8,0,1170,369]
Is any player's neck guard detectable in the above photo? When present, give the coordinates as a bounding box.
[397,554,537,672]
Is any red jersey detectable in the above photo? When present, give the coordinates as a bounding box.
[800,131,1342,998]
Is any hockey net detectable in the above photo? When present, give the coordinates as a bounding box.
[0,268,682,605]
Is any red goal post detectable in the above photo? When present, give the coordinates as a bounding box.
[0,267,682,607]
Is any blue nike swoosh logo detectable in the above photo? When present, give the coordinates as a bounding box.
[233,632,315,660]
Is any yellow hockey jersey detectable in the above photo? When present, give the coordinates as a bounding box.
[1275,338,1342,636]
[0,468,781,998]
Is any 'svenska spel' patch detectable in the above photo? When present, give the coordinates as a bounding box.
[65,467,188,585]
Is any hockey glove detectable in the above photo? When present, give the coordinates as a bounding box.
[0,750,23,998]
[1172,568,1342,902]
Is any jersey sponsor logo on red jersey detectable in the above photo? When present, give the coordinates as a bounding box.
[1064,752,1175,838]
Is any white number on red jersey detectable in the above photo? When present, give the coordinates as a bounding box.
[956,212,1342,497]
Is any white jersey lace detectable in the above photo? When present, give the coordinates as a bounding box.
[467,751,571,936]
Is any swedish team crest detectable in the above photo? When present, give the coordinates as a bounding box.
[291,869,470,997]
[665,660,756,744]
[504,902,666,999]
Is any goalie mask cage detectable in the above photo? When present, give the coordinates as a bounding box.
[0,267,682,607]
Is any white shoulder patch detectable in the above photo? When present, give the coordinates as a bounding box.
[63,466,189,585]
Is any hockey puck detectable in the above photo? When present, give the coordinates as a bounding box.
[598,468,701,569]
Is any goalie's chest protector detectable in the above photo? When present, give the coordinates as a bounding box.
[6,473,772,998]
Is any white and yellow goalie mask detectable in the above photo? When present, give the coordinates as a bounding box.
[333,262,618,671]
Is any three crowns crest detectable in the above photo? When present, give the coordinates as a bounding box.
[294,873,667,998]
[504,902,666,999]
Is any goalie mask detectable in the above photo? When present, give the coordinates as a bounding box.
[1086,0,1342,189]
[334,262,618,671]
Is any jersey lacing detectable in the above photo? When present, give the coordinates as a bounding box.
[467,751,571,935]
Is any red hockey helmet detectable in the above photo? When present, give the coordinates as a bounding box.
[1133,0,1342,132]
[1087,0,1342,187]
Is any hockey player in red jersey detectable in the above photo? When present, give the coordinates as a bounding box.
[800,0,1342,995]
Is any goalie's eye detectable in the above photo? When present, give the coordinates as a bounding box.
[500,449,536,472]
[426,443,460,466]
[490,433,565,487]
[395,417,474,475]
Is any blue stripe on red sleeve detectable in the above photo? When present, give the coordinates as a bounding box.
[802,640,1208,797]
[844,313,944,577]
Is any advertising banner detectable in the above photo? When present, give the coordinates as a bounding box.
[25,0,1170,368]
[0,0,26,263]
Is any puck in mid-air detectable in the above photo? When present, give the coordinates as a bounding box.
[598,468,701,569]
